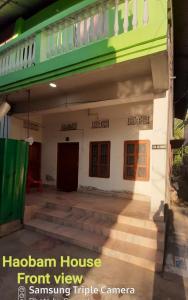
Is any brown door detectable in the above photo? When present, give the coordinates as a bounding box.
[57,143,79,192]
[28,142,42,180]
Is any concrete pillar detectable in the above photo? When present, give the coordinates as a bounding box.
[150,93,169,221]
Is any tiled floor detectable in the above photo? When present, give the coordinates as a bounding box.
[26,189,150,220]
[0,229,187,300]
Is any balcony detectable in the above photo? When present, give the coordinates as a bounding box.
[0,0,168,94]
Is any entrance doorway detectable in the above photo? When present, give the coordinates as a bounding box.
[57,143,79,192]
[28,142,42,180]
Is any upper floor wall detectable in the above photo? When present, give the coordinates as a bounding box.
[0,0,170,94]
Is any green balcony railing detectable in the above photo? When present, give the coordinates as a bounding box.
[0,0,150,76]
[41,0,150,61]
[0,37,35,76]
[0,0,168,93]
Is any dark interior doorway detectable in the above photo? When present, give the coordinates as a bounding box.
[57,143,79,192]
[28,142,42,180]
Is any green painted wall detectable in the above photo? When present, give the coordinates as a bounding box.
[14,18,25,35]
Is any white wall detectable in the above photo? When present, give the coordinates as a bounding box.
[42,102,154,196]
[9,115,43,142]
[150,95,169,217]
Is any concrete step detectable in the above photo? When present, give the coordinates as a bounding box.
[36,208,164,250]
[45,199,165,232]
[78,187,151,202]
[25,218,163,272]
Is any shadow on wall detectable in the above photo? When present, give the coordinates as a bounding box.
[152,204,187,300]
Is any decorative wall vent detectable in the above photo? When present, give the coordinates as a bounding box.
[60,123,77,131]
[23,120,40,131]
[128,115,150,126]
[92,120,109,129]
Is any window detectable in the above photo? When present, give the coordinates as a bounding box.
[124,140,150,181]
[89,142,110,178]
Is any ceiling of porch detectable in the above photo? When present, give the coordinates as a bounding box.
[7,56,154,115]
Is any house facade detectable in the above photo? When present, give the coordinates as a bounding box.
[0,0,173,225]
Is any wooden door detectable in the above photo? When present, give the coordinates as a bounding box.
[28,142,41,180]
[57,143,79,192]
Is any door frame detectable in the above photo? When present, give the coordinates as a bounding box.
[57,142,79,191]
[28,141,42,180]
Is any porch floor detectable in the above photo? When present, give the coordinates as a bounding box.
[25,189,150,220]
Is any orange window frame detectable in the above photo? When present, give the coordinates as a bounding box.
[124,140,150,181]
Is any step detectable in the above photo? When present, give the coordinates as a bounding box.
[36,208,165,250]
[52,194,151,220]
[25,218,163,272]
[44,199,165,232]
[78,186,151,202]
[36,208,71,221]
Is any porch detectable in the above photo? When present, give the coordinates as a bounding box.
[24,189,165,272]
[6,78,171,222]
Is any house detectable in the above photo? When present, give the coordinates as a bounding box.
[0,0,173,271]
